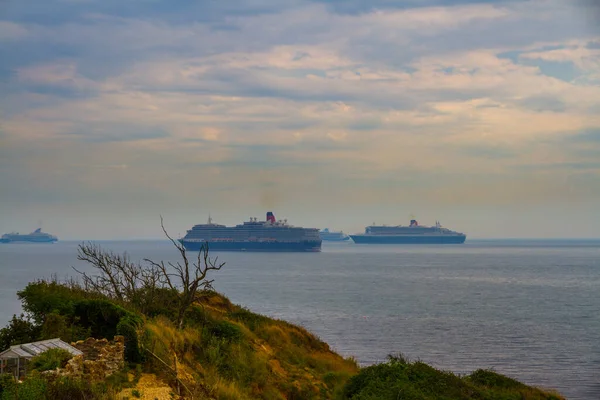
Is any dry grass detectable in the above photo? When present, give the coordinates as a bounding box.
[141,291,359,399]
[117,373,175,400]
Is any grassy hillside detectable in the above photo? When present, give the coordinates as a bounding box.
[0,279,358,399]
[141,290,359,399]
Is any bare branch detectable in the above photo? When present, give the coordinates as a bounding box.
[73,218,225,329]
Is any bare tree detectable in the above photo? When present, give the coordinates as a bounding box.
[73,217,225,329]
[75,244,141,301]
[145,217,225,329]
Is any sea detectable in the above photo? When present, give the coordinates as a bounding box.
[1,240,599,399]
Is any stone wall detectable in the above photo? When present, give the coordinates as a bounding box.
[64,336,125,380]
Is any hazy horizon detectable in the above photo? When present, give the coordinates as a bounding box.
[1,0,600,240]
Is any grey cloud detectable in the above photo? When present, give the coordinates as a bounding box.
[347,118,383,131]
[1,0,301,25]
[222,139,360,153]
[515,96,568,113]
[312,0,528,14]
[277,120,319,130]
[457,144,517,159]
[2,0,600,240]
[571,128,600,143]
[65,123,169,143]
[128,66,420,109]
[3,0,593,94]
[587,40,600,49]
[177,147,334,170]
[341,2,593,66]
[513,162,600,171]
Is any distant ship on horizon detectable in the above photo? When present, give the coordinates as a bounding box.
[319,228,351,241]
[179,212,322,252]
[350,219,466,244]
[1,228,58,243]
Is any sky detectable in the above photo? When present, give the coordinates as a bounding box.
[0,0,599,239]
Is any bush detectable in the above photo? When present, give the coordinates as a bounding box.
[45,376,107,400]
[73,299,133,339]
[467,369,526,390]
[40,313,90,343]
[209,321,243,342]
[0,314,40,351]
[117,317,142,363]
[17,281,87,324]
[0,374,15,397]
[341,358,563,400]
[29,348,74,372]
[133,287,180,320]
[185,304,213,327]
[1,373,47,400]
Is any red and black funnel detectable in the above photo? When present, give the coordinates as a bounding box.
[266,211,276,224]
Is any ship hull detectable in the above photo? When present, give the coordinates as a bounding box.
[349,235,466,244]
[1,237,57,243]
[179,240,322,252]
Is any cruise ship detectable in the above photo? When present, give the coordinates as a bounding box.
[319,228,351,241]
[179,212,322,252]
[1,228,58,243]
[350,219,466,244]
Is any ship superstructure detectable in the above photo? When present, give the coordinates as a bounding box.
[350,219,466,244]
[179,212,321,252]
[1,228,58,243]
[319,228,350,241]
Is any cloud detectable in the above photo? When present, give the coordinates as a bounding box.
[0,21,28,40]
[576,128,600,141]
[0,0,599,238]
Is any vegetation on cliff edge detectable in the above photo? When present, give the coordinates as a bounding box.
[343,355,563,400]
[0,238,564,399]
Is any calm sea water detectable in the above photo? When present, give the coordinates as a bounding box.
[1,240,599,399]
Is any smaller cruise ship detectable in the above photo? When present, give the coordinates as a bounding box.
[319,228,351,241]
[1,228,58,243]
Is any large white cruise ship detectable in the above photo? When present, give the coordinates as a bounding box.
[179,212,322,252]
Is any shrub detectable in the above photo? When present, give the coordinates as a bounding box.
[45,376,107,400]
[0,374,16,397]
[341,359,564,400]
[467,369,526,390]
[209,321,243,343]
[40,313,90,343]
[29,348,74,372]
[17,280,88,324]
[0,314,40,351]
[1,373,47,400]
[185,304,213,327]
[72,299,133,339]
[117,317,142,363]
[134,287,180,320]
